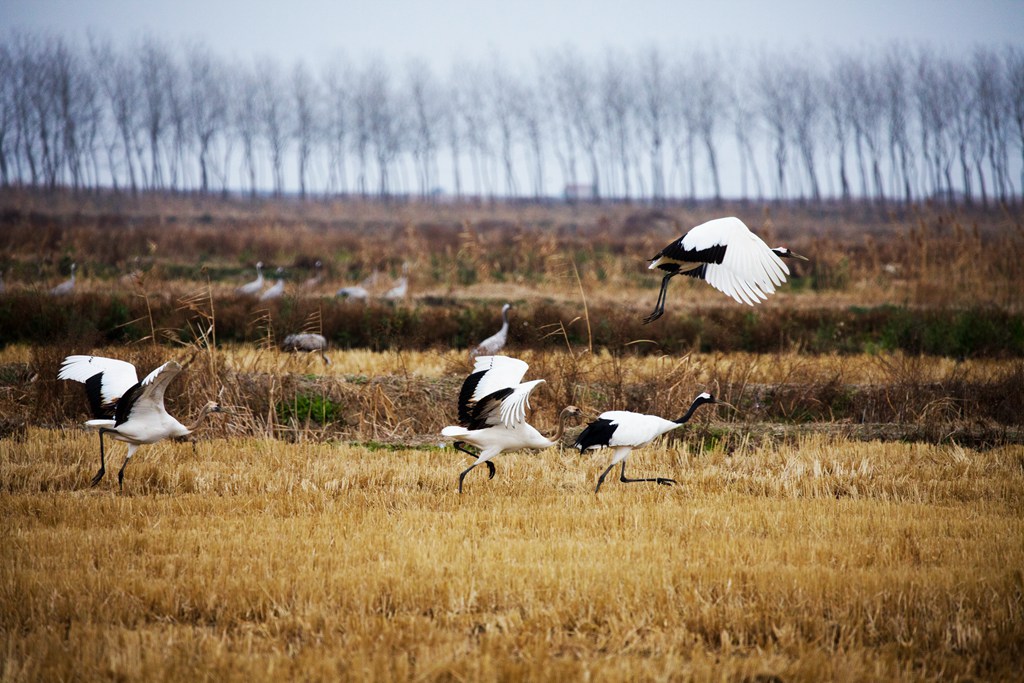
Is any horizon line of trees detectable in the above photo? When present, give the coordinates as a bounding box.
[1,31,1023,206]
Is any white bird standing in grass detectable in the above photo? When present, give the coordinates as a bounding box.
[281,333,331,365]
[304,260,324,288]
[236,261,264,296]
[259,267,285,300]
[472,303,512,357]
[50,263,76,296]
[644,217,808,323]
[441,355,581,493]
[574,392,728,494]
[58,355,222,491]
[383,264,409,300]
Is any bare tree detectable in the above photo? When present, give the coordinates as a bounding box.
[490,57,523,199]
[292,60,318,199]
[974,47,1014,204]
[1008,47,1024,203]
[0,44,13,186]
[881,46,915,204]
[406,58,442,198]
[692,49,725,204]
[636,47,668,203]
[516,74,547,200]
[788,61,823,202]
[255,59,290,196]
[756,54,792,200]
[457,62,493,197]
[355,59,404,198]
[186,44,228,194]
[234,64,261,198]
[441,73,464,199]
[138,36,176,190]
[598,52,636,200]
[322,56,352,196]
[823,55,854,202]
[667,57,698,202]
[915,49,958,201]
[729,61,764,202]
[90,37,143,193]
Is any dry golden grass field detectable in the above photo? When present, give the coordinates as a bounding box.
[2,191,1023,681]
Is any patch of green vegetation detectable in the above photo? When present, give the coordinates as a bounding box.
[276,393,344,426]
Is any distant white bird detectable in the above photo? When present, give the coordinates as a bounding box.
[441,355,581,493]
[472,303,512,356]
[58,355,222,490]
[644,217,808,322]
[236,261,265,296]
[383,264,409,300]
[259,267,285,300]
[574,392,727,493]
[50,263,76,296]
[383,276,407,300]
[281,333,331,365]
[336,285,369,300]
[304,260,324,288]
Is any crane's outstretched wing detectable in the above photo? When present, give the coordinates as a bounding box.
[456,356,536,429]
[650,217,790,306]
[58,355,139,419]
[114,361,184,425]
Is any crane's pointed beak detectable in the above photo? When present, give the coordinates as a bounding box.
[788,251,810,261]
[714,400,738,412]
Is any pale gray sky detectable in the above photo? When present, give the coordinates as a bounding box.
[4,0,1023,72]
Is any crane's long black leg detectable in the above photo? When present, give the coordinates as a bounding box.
[595,462,617,494]
[455,441,495,479]
[643,273,675,324]
[90,429,107,487]
[619,461,676,486]
[458,463,478,494]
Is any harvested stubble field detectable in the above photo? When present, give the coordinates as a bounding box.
[1,191,1024,681]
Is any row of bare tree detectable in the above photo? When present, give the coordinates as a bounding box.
[1,32,1022,204]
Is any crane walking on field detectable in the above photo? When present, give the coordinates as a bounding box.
[281,333,331,365]
[472,303,512,356]
[51,263,76,296]
[236,262,265,296]
[574,392,729,494]
[442,355,581,493]
[58,355,222,491]
[643,217,808,323]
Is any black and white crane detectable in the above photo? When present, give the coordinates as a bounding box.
[471,303,511,356]
[259,267,285,300]
[574,392,727,493]
[236,261,265,296]
[643,217,808,323]
[281,333,331,365]
[441,355,581,493]
[58,355,222,490]
[50,263,76,296]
